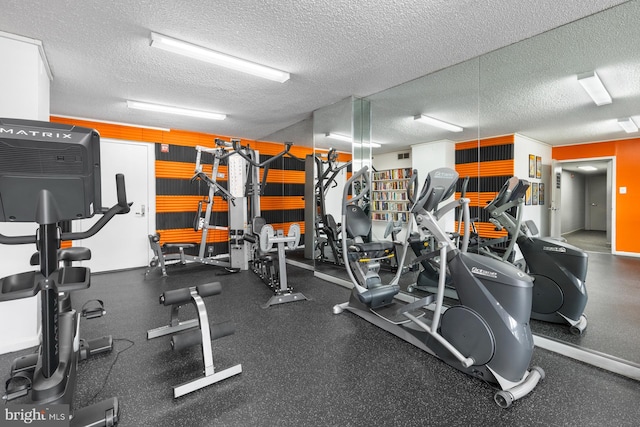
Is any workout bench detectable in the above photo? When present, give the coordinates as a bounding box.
[146,233,196,276]
[147,282,242,398]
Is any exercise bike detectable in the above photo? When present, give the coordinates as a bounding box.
[333,166,544,407]
[480,177,588,335]
[0,118,130,426]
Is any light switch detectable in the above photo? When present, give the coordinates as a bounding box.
[619,186,627,194]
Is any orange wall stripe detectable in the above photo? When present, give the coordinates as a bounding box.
[456,135,515,151]
[262,169,306,184]
[455,221,508,239]
[156,161,223,180]
[457,159,514,177]
[156,196,228,213]
[260,196,305,211]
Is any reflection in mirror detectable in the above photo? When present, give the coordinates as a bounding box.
[311,97,354,282]
[365,58,481,294]
[478,0,640,368]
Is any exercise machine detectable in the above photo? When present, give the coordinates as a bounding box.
[222,139,308,307]
[244,218,307,307]
[9,247,114,378]
[313,148,351,265]
[333,166,544,407]
[481,177,588,334]
[0,118,130,425]
[146,233,195,277]
[147,282,242,398]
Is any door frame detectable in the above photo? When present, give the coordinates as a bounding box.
[74,138,156,270]
[551,156,615,253]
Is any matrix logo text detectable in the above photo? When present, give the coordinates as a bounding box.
[0,127,72,139]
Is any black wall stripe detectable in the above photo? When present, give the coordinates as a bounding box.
[456,176,513,193]
[456,144,514,164]
[157,211,229,230]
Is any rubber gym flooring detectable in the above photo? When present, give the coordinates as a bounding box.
[1,261,639,426]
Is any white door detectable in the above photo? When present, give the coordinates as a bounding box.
[74,139,154,272]
[549,160,562,238]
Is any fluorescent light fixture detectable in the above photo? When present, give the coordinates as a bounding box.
[578,165,598,171]
[325,132,381,147]
[618,117,638,133]
[413,114,463,132]
[52,114,170,132]
[127,100,226,120]
[577,71,612,106]
[150,32,290,83]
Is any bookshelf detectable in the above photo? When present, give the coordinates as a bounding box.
[371,168,412,222]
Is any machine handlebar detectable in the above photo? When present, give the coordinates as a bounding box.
[0,174,131,245]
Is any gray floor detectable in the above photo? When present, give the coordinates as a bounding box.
[1,263,639,426]
[562,229,610,253]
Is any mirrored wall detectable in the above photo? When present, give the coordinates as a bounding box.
[305,0,640,371]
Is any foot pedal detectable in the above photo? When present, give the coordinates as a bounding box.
[80,336,114,361]
[71,397,119,427]
[82,299,106,319]
[10,353,38,376]
[4,372,32,401]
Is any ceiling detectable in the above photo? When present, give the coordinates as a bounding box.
[0,0,632,149]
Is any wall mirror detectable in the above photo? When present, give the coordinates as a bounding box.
[478,0,640,367]
[272,0,639,374]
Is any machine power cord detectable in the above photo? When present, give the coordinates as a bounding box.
[82,338,135,407]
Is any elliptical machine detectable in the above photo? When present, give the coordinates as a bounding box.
[333,166,544,407]
[0,118,130,426]
[481,177,588,335]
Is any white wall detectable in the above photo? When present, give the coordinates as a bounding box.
[411,140,456,232]
[0,32,51,354]
[560,170,586,234]
[513,134,552,236]
[373,150,412,171]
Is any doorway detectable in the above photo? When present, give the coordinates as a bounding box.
[74,139,156,272]
[554,158,614,254]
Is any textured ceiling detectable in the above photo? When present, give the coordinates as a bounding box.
[357,0,640,154]
[0,0,632,149]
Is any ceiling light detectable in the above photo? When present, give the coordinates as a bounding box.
[413,114,463,132]
[127,100,226,120]
[617,117,638,133]
[325,133,381,147]
[150,32,290,83]
[577,71,612,106]
[578,165,598,171]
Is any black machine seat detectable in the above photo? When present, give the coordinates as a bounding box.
[344,203,394,256]
[29,246,92,267]
[164,242,196,251]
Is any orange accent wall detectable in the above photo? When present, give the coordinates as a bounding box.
[455,135,515,150]
[553,137,640,254]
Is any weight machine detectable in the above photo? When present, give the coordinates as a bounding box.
[147,141,250,275]
[221,139,308,307]
[312,148,351,265]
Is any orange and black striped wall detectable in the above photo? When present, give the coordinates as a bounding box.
[50,116,317,257]
[156,141,311,256]
[455,135,515,239]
